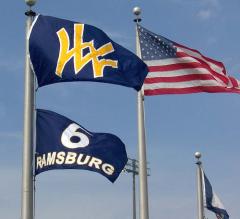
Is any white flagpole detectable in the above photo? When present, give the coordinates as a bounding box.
[133,7,149,219]
[195,152,205,219]
[22,1,36,219]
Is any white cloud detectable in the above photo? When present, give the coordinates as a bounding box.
[197,9,212,20]
[202,0,220,7]
[170,0,221,21]
[196,0,221,21]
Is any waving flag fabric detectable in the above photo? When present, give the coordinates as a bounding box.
[29,15,148,91]
[201,168,229,219]
[137,25,240,95]
[35,109,128,183]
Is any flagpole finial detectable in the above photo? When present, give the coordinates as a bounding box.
[133,6,142,23]
[195,152,202,160]
[25,0,37,16]
[25,0,36,7]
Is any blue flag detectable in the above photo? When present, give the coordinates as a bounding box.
[201,168,229,219]
[35,109,128,183]
[29,15,148,91]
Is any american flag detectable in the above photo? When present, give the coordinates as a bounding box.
[137,25,240,95]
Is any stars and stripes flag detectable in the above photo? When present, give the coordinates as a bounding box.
[137,25,240,95]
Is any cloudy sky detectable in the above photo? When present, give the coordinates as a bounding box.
[0,0,240,219]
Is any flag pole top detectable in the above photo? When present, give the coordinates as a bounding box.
[133,6,142,23]
[25,0,37,16]
[195,152,202,160]
[25,0,36,7]
[195,152,202,165]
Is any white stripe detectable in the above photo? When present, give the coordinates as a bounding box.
[144,79,222,89]
[238,80,240,87]
[146,68,211,78]
[145,57,200,66]
[212,191,225,210]
[27,14,40,40]
[177,47,224,75]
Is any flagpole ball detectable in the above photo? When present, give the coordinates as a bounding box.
[133,6,142,23]
[195,152,202,160]
[25,0,37,7]
[133,7,141,16]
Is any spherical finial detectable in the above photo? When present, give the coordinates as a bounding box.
[25,0,37,7]
[133,7,141,16]
[195,152,202,160]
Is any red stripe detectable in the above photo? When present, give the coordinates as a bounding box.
[176,52,223,69]
[176,50,224,70]
[176,43,224,68]
[186,57,228,84]
[144,86,240,95]
[176,52,194,58]
[144,74,215,83]
[148,61,229,85]
[229,76,238,88]
[177,52,224,71]
[148,62,202,72]
[175,42,202,54]
[153,51,228,84]
[201,55,225,71]
[176,52,228,84]
[176,46,226,77]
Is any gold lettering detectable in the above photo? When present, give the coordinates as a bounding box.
[56,24,118,78]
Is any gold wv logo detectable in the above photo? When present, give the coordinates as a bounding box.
[56,24,118,78]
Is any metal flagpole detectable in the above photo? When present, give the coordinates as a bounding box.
[132,159,137,219]
[22,1,36,219]
[124,158,139,219]
[133,7,149,219]
[195,152,205,219]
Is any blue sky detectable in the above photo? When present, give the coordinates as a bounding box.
[0,0,240,219]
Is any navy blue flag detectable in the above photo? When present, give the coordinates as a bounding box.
[201,168,229,219]
[29,15,148,91]
[35,109,128,183]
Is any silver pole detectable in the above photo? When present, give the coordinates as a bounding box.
[124,158,140,219]
[21,1,36,219]
[132,160,137,219]
[195,152,205,219]
[133,7,149,219]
